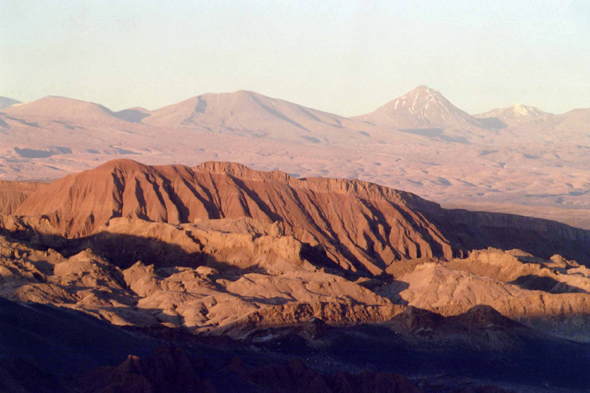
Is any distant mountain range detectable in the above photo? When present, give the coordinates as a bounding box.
[0,86,588,229]
[2,86,588,133]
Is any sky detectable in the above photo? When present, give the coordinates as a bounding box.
[1,0,589,116]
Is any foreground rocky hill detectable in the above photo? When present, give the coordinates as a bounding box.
[2,219,590,342]
[2,231,590,392]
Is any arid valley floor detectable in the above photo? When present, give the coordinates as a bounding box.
[1,86,589,229]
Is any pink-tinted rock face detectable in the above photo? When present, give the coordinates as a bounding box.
[0,180,44,214]
[11,159,456,274]
[7,159,590,274]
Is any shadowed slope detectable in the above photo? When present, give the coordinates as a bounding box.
[0,297,155,375]
[0,97,20,110]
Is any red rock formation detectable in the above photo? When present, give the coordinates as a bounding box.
[241,358,422,393]
[77,345,214,393]
[8,159,590,274]
[0,180,43,214]
[81,346,422,393]
[12,159,456,274]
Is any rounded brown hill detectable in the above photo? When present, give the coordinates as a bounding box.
[2,96,120,122]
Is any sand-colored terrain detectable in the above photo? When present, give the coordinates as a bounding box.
[1,161,590,392]
[1,86,588,229]
[0,161,589,342]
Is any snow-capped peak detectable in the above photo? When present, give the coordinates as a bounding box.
[354,86,485,130]
[475,104,550,121]
[511,104,544,117]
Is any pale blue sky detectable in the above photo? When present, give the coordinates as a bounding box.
[1,0,589,115]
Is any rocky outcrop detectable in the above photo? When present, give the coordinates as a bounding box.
[77,345,215,393]
[93,217,312,272]
[218,301,404,339]
[7,159,589,275]
[384,252,590,341]
[0,222,398,334]
[10,159,458,274]
[388,305,538,352]
[230,357,422,393]
[78,344,423,393]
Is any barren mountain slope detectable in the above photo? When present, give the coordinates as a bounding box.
[353,86,486,131]
[382,249,590,341]
[0,181,44,214]
[3,219,590,343]
[9,159,590,274]
[142,90,364,143]
[1,89,588,232]
[424,207,590,263]
[475,104,551,128]
[0,218,403,336]
[553,108,590,135]
[2,96,121,122]
[12,159,458,274]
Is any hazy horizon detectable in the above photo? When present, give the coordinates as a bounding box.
[2,0,589,116]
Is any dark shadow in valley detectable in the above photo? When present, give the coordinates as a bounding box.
[13,148,55,159]
[111,147,140,155]
[299,242,344,274]
[511,275,588,294]
[399,128,470,144]
[400,128,445,138]
[112,109,151,123]
[0,297,156,376]
[0,225,266,276]
[479,117,508,129]
[5,115,39,128]
[300,135,321,143]
[378,281,409,306]
[422,207,590,266]
[13,146,72,159]
[5,297,590,392]
[223,306,590,392]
